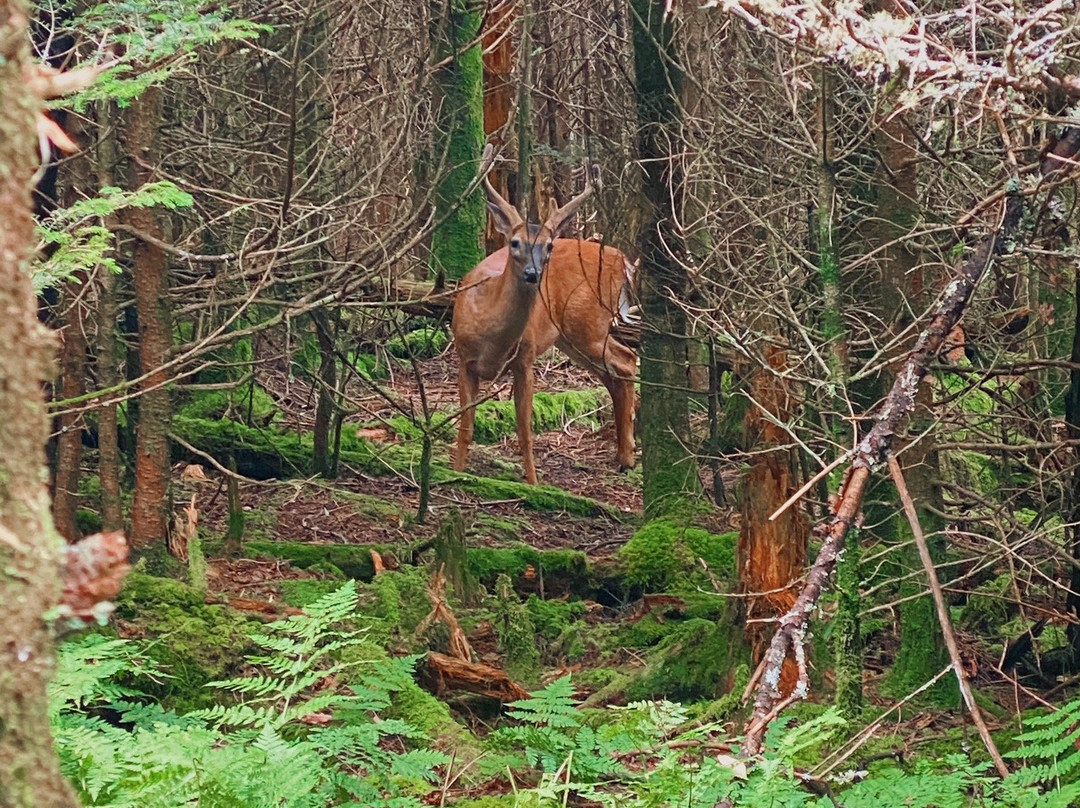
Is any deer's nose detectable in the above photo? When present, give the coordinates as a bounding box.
[522,266,539,284]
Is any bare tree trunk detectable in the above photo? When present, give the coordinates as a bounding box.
[125,87,173,548]
[738,346,809,696]
[482,0,514,252]
[96,104,124,533]
[0,3,82,803]
[52,286,88,542]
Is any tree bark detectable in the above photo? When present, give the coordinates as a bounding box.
[125,87,173,548]
[0,3,82,803]
[52,288,87,542]
[631,0,700,518]
[482,0,514,252]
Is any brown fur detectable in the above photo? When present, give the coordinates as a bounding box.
[451,238,637,484]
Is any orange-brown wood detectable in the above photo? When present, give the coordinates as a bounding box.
[738,346,808,696]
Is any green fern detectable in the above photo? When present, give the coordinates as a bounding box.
[53,582,446,808]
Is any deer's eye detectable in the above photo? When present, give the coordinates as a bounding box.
[545,243,553,254]
[510,238,521,250]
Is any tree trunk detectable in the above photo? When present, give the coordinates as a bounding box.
[124,87,173,548]
[738,346,809,696]
[312,310,338,478]
[631,0,700,518]
[95,103,125,533]
[430,0,486,282]
[867,111,952,699]
[0,3,83,803]
[51,287,87,542]
[482,0,514,252]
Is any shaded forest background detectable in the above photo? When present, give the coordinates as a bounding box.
[5,0,1080,804]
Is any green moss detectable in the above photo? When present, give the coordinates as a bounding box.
[177,386,279,425]
[75,507,103,535]
[386,326,449,359]
[493,575,541,684]
[470,513,527,543]
[362,567,436,647]
[467,544,587,585]
[349,352,389,380]
[244,540,391,580]
[471,389,608,444]
[330,488,406,524]
[526,595,587,639]
[446,473,616,518]
[113,572,259,710]
[619,519,736,590]
[429,0,485,281]
[625,615,746,702]
[958,573,1012,634]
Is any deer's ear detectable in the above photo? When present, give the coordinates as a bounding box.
[488,198,517,235]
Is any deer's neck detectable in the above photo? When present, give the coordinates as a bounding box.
[489,260,540,342]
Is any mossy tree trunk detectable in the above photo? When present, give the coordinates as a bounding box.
[125,87,174,548]
[631,0,700,518]
[430,0,486,282]
[817,67,862,718]
[312,309,339,478]
[0,3,83,803]
[1064,257,1080,658]
[864,110,952,700]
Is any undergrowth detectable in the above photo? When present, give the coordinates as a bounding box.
[52,582,1080,807]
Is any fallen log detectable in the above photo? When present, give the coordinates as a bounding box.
[426,651,530,703]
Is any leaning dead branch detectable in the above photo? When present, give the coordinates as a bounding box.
[739,128,1080,758]
[888,455,1009,777]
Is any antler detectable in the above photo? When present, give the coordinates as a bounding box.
[479,143,523,234]
[544,161,600,234]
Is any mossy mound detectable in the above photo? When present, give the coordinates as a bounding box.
[619,519,737,590]
[113,572,260,711]
[244,540,393,580]
[177,385,279,425]
[471,388,608,444]
[625,614,747,702]
[467,544,588,597]
[386,325,450,359]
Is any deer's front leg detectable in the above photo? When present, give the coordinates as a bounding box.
[454,363,480,472]
[512,361,538,484]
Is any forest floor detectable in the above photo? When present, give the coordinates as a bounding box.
[125,339,1040,790]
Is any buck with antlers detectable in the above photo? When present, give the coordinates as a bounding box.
[451,146,638,484]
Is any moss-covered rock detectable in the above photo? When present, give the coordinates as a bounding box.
[619,519,736,590]
[113,572,260,710]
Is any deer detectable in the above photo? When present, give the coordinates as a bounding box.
[451,145,638,485]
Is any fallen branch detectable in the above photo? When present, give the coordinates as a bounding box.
[888,455,1009,777]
